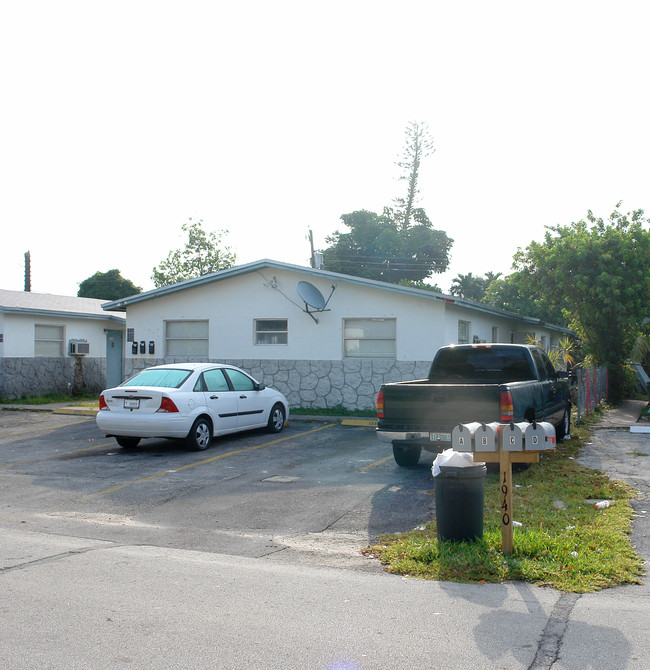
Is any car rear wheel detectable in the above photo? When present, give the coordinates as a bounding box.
[392,441,421,467]
[115,436,141,449]
[267,403,286,433]
[186,417,213,451]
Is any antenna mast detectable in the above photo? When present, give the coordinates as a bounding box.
[308,230,316,268]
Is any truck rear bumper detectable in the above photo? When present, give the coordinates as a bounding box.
[376,429,429,443]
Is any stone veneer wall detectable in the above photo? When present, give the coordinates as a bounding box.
[122,357,433,411]
[0,357,106,399]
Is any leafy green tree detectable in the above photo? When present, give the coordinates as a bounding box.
[152,218,236,288]
[449,271,503,302]
[392,121,434,231]
[398,278,443,293]
[322,209,452,283]
[321,121,451,284]
[77,269,141,300]
[513,204,650,399]
[449,273,486,301]
[483,271,566,324]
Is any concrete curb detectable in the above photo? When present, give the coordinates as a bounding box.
[0,404,379,425]
[52,407,98,417]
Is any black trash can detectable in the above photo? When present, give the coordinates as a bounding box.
[434,464,487,542]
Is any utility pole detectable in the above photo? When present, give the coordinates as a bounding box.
[24,251,31,292]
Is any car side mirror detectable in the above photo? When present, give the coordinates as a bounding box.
[555,370,568,379]
[255,383,265,391]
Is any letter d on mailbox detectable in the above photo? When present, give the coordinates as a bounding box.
[523,422,556,450]
[452,422,482,452]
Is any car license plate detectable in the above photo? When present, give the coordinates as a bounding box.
[430,432,451,442]
[124,398,140,409]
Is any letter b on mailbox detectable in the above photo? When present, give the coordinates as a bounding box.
[475,422,499,452]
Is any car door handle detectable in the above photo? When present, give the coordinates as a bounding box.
[210,395,219,399]
[239,394,247,399]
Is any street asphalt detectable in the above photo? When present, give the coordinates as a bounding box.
[1,400,648,669]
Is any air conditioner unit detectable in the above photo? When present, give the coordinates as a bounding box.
[69,339,90,355]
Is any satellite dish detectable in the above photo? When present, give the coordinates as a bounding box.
[296,281,336,323]
[297,281,326,310]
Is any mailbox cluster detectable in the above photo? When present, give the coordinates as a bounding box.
[452,421,556,453]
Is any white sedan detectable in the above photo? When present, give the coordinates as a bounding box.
[96,363,289,450]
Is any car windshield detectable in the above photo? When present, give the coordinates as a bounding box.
[121,368,192,389]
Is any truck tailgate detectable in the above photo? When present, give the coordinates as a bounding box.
[379,382,502,432]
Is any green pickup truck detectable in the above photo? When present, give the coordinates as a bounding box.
[376,343,571,466]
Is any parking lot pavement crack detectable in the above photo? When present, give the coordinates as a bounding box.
[527,592,581,670]
[0,542,121,574]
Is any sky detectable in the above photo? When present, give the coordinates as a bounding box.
[2,1,649,297]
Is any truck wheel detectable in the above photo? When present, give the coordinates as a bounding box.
[392,442,421,467]
[556,405,571,441]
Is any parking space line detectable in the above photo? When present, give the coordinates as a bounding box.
[85,423,337,498]
[360,455,394,471]
[0,441,117,469]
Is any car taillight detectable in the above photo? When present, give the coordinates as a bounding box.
[99,394,109,411]
[376,389,384,419]
[157,396,179,413]
[500,389,514,421]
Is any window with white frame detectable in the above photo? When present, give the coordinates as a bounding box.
[458,320,471,344]
[343,318,396,358]
[255,319,288,345]
[165,320,209,356]
[35,324,64,356]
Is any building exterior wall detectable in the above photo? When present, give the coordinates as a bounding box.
[1,313,115,358]
[122,269,449,362]
[116,268,567,411]
[0,313,122,399]
[121,356,431,412]
[1,356,106,399]
[125,268,558,364]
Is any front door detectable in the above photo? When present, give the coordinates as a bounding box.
[105,330,123,389]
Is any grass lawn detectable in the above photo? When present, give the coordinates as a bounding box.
[0,392,98,405]
[364,408,645,593]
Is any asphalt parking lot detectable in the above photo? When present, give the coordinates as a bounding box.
[0,411,437,569]
[2,404,649,669]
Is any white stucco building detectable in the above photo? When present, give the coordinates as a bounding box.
[0,289,125,399]
[101,260,571,411]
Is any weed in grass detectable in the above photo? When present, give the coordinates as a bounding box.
[365,415,645,592]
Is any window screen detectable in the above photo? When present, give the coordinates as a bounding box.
[35,324,64,357]
[165,320,209,356]
[343,318,396,358]
[458,320,471,344]
[255,319,288,345]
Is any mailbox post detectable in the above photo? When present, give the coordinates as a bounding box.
[453,421,556,554]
